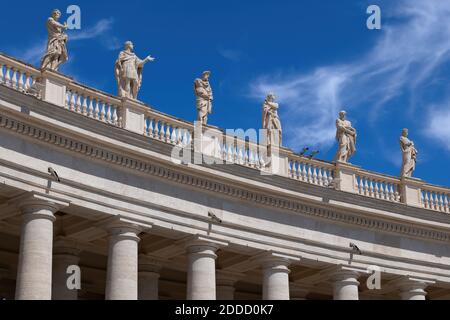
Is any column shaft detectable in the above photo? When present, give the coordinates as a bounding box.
[105,224,141,300]
[15,202,58,300]
[332,270,360,300]
[261,258,290,300]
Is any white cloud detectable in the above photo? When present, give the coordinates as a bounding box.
[426,107,450,152]
[69,18,114,41]
[218,47,242,62]
[250,0,450,152]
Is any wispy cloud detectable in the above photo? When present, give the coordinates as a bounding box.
[16,18,117,65]
[218,47,242,62]
[425,106,450,152]
[250,0,450,152]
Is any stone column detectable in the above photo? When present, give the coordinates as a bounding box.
[397,277,435,300]
[216,271,243,300]
[260,256,291,300]
[331,268,360,300]
[15,198,62,300]
[138,255,163,300]
[105,220,142,300]
[186,237,227,300]
[52,238,81,300]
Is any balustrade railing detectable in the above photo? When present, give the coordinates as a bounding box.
[0,54,40,94]
[2,53,450,213]
[65,84,122,127]
[355,172,401,202]
[421,186,450,213]
[288,155,334,187]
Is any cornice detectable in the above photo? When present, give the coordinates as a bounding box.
[0,112,450,244]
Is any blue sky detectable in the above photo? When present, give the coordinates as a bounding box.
[1,0,449,186]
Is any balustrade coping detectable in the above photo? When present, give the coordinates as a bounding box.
[1,52,450,197]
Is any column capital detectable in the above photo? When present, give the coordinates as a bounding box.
[12,192,69,221]
[100,216,147,242]
[138,254,167,273]
[253,252,299,273]
[329,265,364,282]
[184,235,228,257]
[395,276,435,300]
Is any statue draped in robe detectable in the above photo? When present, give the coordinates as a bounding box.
[262,94,282,146]
[194,71,213,125]
[114,41,154,100]
[400,128,418,178]
[40,9,68,71]
[334,110,357,163]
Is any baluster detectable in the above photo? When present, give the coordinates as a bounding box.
[4,65,11,87]
[69,91,76,111]
[327,168,333,186]
[65,90,71,109]
[11,68,18,89]
[100,101,106,121]
[368,180,374,197]
[171,127,177,144]
[322,168,328,186]
[148,118,154,137]
[87,97,94,117]
[177,128,182,145]
[24,73,31,91]
[444,194,449,213]
[165,124,171,142]
[106,104,112,122]
[316,168,323,186]
[17,71,25,91]
[183,129,189,147]
[82,95,88,115]
[227,144,233,162]
[374,181,380,198]
[288,161,294,178]
[154,120,160,138]
[0,64,4,84]
[424,192,430,208]
[312,166,318,184]
[305,165,312,183]
[75,94,82,113]
[159,122,165,140]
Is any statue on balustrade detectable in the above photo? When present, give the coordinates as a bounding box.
[334,110,357,163]
[400,128,418,178]
[40,9,69,71]
[114,41,155,100]
[262,94,282,146]
[194,71,213,125]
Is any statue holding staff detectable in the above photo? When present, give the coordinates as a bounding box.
[40,9,69,71]
[400,128,418,178]
[114,41,155,100]
[334,110,357,163]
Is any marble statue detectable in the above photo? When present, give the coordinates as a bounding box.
[400,128,418,178]
[334,111,357,163]
[114,41,155,100]
[194,71,213,125]
[262,94,282,146]
[40,9,69,71]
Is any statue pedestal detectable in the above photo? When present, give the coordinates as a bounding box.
[121,98,147,135]
[400,177,424,207]
[333,161,360,193]
[41,70,72,107]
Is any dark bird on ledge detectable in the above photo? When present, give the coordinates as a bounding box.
[48,167,60,182]
[308,150,320,159]
[208,211,222,224]
[349,242,362,255]
[299,147,309,156]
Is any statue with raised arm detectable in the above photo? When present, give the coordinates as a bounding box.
[334,110,357,163]
[114,41,155,100]
[40,9,69,71]
[400,128,418,178]
[194,71,213,125]
[262,93,282,146]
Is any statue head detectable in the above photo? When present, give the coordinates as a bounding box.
[266,93,276,102]
[402,128,409,137]
[51,9,61,20]
[202,71,211,80]
[339,110,347,120]
[124,41,134,51]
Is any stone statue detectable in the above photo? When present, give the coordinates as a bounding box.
[400,128,418,178]
[262,94,282,146]
[194,71,213,125]
[40,9,69,71]
[334,110,357,163]
[114,41,155,100]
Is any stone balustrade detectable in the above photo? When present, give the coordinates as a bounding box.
[144,110,193,147]
[288,154,334,187]
[0,54,40,94]
[1,52,450,214]
[354,171,401,203]
[65,84,122,127]
[421,185,450,213]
